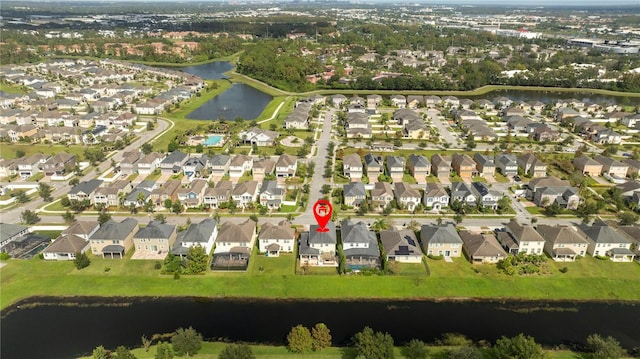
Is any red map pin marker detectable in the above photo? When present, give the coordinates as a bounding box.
[313,199,333,232]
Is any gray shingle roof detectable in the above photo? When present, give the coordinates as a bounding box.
[134,221,175,239]
[178,218,216,243]
[420,224,463,245]
[69,179,103,195]
[344,182,366,197]
[380,229,422,257]
[91,218,138,240]
[579,224,631,244]
[308,222,336,244]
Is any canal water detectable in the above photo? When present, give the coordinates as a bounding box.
[1,297,639,358]
[186,83,273,121]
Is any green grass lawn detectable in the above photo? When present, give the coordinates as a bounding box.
[3,251,640,311]
[77,341,604,359]
[1,143,87,160]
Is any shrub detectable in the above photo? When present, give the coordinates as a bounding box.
[73,252,90,270]
[287,325,312,353]
[0,252,11,260]
[439,333,472,347]
[559,267,569,273]
[154,261,162,270]
[427,254,444,260]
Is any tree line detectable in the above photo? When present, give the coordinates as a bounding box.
[90,323,636,359]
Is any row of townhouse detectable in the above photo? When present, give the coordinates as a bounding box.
[0,152,76,179]
[298,219,638,269]
[70,177,289,211]
[343,152,548,184]
[573,155,638,179]
[117,151,299,179]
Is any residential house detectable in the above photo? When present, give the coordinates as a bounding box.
[136,152,164,175]
[150,179,181,207]
[42,233,91,260]
[534,185,580,210]
[252,158,274,179]
[239,127,279,146]
[364,154,384,180]
[159,151,188,174]
[495,154,518,177]
[407,154,430,184]
[573,156,603,176]
[132,221,177,260]
[452,154,477,179]
[275,154,298,178]
[579,224,634,262]
[460,230,508,264]
[284,108,309,129]
[420,224,462,258]
[394,182,421,211]
[503,219,546,255]
[298,222,337,267]
[209,154,231,176]
[443,96,460,107]
[15,154,49,178]
[94,180,130,207]
[259,180,284,209]
[183,155,209,179]
[425,95,442,107]
[343,154,363,181]
[89,218,138,259]
[62,220,100,241]
[340,219,380,269]
[616,181,640,198]
[536,225,589,262]
[8,124,37,142]
[213,219,256,260]
[594,155,628,178]
[231,180,259,208]
[390,95,407,108]
[258,220,295,256]
[431,154,452,178]
[203,180,233,209]
[622,159,640,178]
[68,179,103,203]
[123,187,151,208]
[176,179,208,208]
[119,151,143,175]
[594,129,622,145]
[449,182,477,206]
[371,181,394,211]
[0,223,29,252]
[330,94,347,108]
[423,183,449,211]
[471,182,501,210]
[229,155,253,178]
[406,95,424,109]
[517,154,547,178]
[42,152,76,177]
[473,154,496,177]
[505,115,532,133]
[343,182,367,208]
[386,155,405,182]
[380,229,422,263]
[171,218,217,256]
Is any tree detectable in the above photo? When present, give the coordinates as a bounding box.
[155,342,174,359]
[403,339,429,359]
[586,334,625,359]
[186,245,209,274]
[14,190,29,204]
[141,143,154,155]
[92,346,110,359]
[62,210,75,224]
[352,326,395,359]
[453,214,464,224]
[15,149,26,158]
[37,182,54,202]
[74,252,91,270]
[20,209,40,225]
[287,325,313,353]
[445,346,482,359]
[218,344,255,359]
[618,212,639,226]
[172,200,183,214]
[311,323,332,351]
[98,211,112,225]
[154,213,167,224]
[494,334,547,359]
[112,346,136,359]
[69,178,80,187]
[171,327,202,357]
[372,218,390,232]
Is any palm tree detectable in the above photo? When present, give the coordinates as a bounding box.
[371,218,390,232]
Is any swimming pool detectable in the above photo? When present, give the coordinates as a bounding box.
[204,135,223,146]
